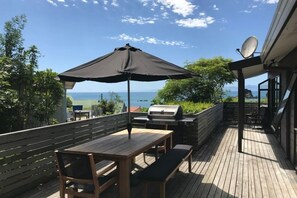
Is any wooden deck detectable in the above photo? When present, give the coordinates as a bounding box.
[18,126,297,198]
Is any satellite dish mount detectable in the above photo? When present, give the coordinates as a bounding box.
[236,36,258,59]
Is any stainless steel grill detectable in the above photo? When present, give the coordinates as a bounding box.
[133,105,196,126]
[148,105,183,121]
[133,105,197,145]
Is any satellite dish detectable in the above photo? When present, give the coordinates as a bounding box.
[237,36,258,59]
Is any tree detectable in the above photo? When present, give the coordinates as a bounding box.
[0,15,64,132]
[0,57,19,132]
[155,57,236,103]
[66,97,73,108]
[32,69,64,125]
[98,92,123,115]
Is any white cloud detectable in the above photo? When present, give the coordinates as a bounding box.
[47,0,57,6]
[241,10,252,13]
[147,37,158,44]
[100,0,118,7]
[81,0,88,3]
[57,0,65,2]
[157,0,196,17]
[199,12,205,16]
[176,17,215,28]
[110,33,187,47]
[161,11,169,18]
[112,34,145,42]
[111,0,119,7]
[93,1,99,4]
[121,16,157,24]
[139,0,150,6]
[255,0,279,4]
[213,4,219,11]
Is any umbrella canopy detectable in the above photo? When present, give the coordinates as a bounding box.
[59,44,198,138]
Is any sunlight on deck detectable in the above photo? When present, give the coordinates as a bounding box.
[19,126,297,198]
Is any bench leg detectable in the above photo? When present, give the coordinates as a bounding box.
[188,154,192,173]
[143,182,148,198]
[160,182,166,198]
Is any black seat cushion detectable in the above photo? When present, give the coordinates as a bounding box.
[139,149,189,181]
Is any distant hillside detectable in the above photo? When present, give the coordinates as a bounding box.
[224,85,258,92]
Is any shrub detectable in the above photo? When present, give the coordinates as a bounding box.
[167,101,214,114]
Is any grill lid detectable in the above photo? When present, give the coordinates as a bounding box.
[148,105,183,120]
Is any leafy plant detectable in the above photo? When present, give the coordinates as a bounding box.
[0,15,64,132]
[155,57,236,104]
[167,101,214,114]
[66,97,73,108]
[98,92,123,115]
[32,69,64,125]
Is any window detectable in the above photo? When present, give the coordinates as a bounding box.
[271,73,297,132]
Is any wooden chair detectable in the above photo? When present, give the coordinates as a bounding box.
[143,123,168,163]
[246,106,267,128]
[55,150,117,198]
[143,140,167,163]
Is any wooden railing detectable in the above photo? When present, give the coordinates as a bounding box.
[0,113,127,198]
[223,102,259,123]
[0,104,224,197]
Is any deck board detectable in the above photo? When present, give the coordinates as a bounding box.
[18,126,297,198]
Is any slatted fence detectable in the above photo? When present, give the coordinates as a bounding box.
[223,102,259,123]
[0,113,127,198]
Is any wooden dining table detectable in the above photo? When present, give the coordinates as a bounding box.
[65,128,173,198]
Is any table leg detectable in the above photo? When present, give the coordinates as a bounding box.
[166,135,172,150]
[118,159,130,198]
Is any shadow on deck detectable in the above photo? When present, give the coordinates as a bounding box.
[18,126,297,198]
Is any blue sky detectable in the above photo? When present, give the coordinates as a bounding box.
[0,0,278,92]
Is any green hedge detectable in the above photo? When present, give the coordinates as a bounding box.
[167,101,214,114]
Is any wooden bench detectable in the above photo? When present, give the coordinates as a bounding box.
[139,144,193,198]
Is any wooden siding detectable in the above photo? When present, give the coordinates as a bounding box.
[0,113,127,198]
[18,126,297,198]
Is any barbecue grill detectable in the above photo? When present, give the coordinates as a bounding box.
[133,105,197,145]
[133,105,196,128]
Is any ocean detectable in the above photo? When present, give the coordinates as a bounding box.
[67,92,157,108]
[224,90,267,98]
[67,90,265,108]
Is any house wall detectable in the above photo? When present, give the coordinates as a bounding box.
[276,47,297,162]
[53,88,67,123]
[290,90,296,163]
[280,71,289,155]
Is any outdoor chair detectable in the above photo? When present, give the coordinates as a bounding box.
[55,150,118,198]
[246,106,267,129]
[143,123,167,163]
[72,105,83,111]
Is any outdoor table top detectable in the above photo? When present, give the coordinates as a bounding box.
[66,128,173,159]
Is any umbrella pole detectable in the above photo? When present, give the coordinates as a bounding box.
[127,77,132,139]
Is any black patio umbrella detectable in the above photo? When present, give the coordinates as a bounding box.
[59,44,198,138]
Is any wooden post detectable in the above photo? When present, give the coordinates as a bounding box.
[238,69,245,152]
